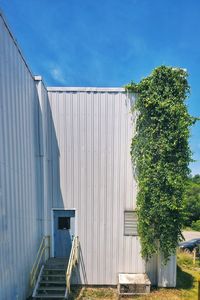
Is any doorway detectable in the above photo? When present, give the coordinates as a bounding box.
[52,209,76,259]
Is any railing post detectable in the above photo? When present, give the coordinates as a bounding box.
[193,248,196,265]
[29,235,50,293]
[48,236,50,259]
[65,236,79,298]
[198,279,200,300]
[44,235,50,261]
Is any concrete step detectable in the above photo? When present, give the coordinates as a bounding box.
[118,273,151,295]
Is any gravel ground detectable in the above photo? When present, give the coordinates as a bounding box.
[182,231,200,241]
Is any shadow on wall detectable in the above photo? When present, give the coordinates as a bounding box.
[126,92,137,181]
[45,89,85,285]
[71,244,88,285]
[46,92,62,209]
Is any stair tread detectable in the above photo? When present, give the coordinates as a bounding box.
[40,280,66,284]
[45,265,67,268]
[42,274,65,277]
[38,287,66,291]
[35,294,65,298]
[43,267,66,272]
[45,262,67,265]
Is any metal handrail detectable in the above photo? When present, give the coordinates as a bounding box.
[30,235,50,289]
[65,236,79,297]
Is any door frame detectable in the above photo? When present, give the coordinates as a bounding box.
[51,208,77,257]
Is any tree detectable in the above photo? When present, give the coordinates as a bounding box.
[183,175,200,227]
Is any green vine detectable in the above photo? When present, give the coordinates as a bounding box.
[126,66,197,262]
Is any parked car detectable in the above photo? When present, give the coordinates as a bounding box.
[179,238,200,253]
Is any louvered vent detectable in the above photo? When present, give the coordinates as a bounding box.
[124,211,138,236]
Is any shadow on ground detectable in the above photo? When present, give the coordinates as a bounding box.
[176,266,194,290]
[68,286,83,299]
[26,286,82,300]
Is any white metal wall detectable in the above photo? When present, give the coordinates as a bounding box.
[0,13,44,300]
[47,88,146,285]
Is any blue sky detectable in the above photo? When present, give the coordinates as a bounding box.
[0,0,199,174]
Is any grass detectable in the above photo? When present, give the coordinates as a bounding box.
[182,226,193,231]
[70,251,200,299]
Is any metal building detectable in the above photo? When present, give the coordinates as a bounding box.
[0,11,176,300]
[0,12,44,300]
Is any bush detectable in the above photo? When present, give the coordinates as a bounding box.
[183,175,200,226]
[191,220,200,231]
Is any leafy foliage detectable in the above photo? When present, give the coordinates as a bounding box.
[126,66,197,262]
[183,175,200,227]
[191,220,200,231]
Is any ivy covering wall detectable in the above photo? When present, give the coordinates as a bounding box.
[126,66,197,262]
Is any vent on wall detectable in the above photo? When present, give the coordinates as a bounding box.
[124,211,138,236]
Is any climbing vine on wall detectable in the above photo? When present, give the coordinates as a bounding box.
[126,66,197,262]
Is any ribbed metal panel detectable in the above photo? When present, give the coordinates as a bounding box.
[47,89,145,284]
[0,14,43,300]
[146,255,158,286]
[157,255,176,287]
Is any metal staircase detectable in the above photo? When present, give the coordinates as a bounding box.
[30,236,79,299]
[33,258,67,299]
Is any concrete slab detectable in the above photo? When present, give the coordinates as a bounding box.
[118,273,151,296]
[119,273,151,285]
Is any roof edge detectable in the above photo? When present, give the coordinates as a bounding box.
[0,10,34,80]
[47,87,126,92]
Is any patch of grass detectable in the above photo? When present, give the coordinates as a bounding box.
[72,287,117,299]
[81,287,116,299]
[177,250,194,268]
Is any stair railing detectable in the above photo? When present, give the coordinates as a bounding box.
[65,236,79,298]
[30,235,50,290]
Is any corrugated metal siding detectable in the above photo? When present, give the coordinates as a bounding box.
[157,255,176,287]
[146,255,158,286]
[47,90,145,284]
[0,14,43,300]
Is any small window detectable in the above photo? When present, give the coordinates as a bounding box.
[58,217,70,230]
[124,211,138,236]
